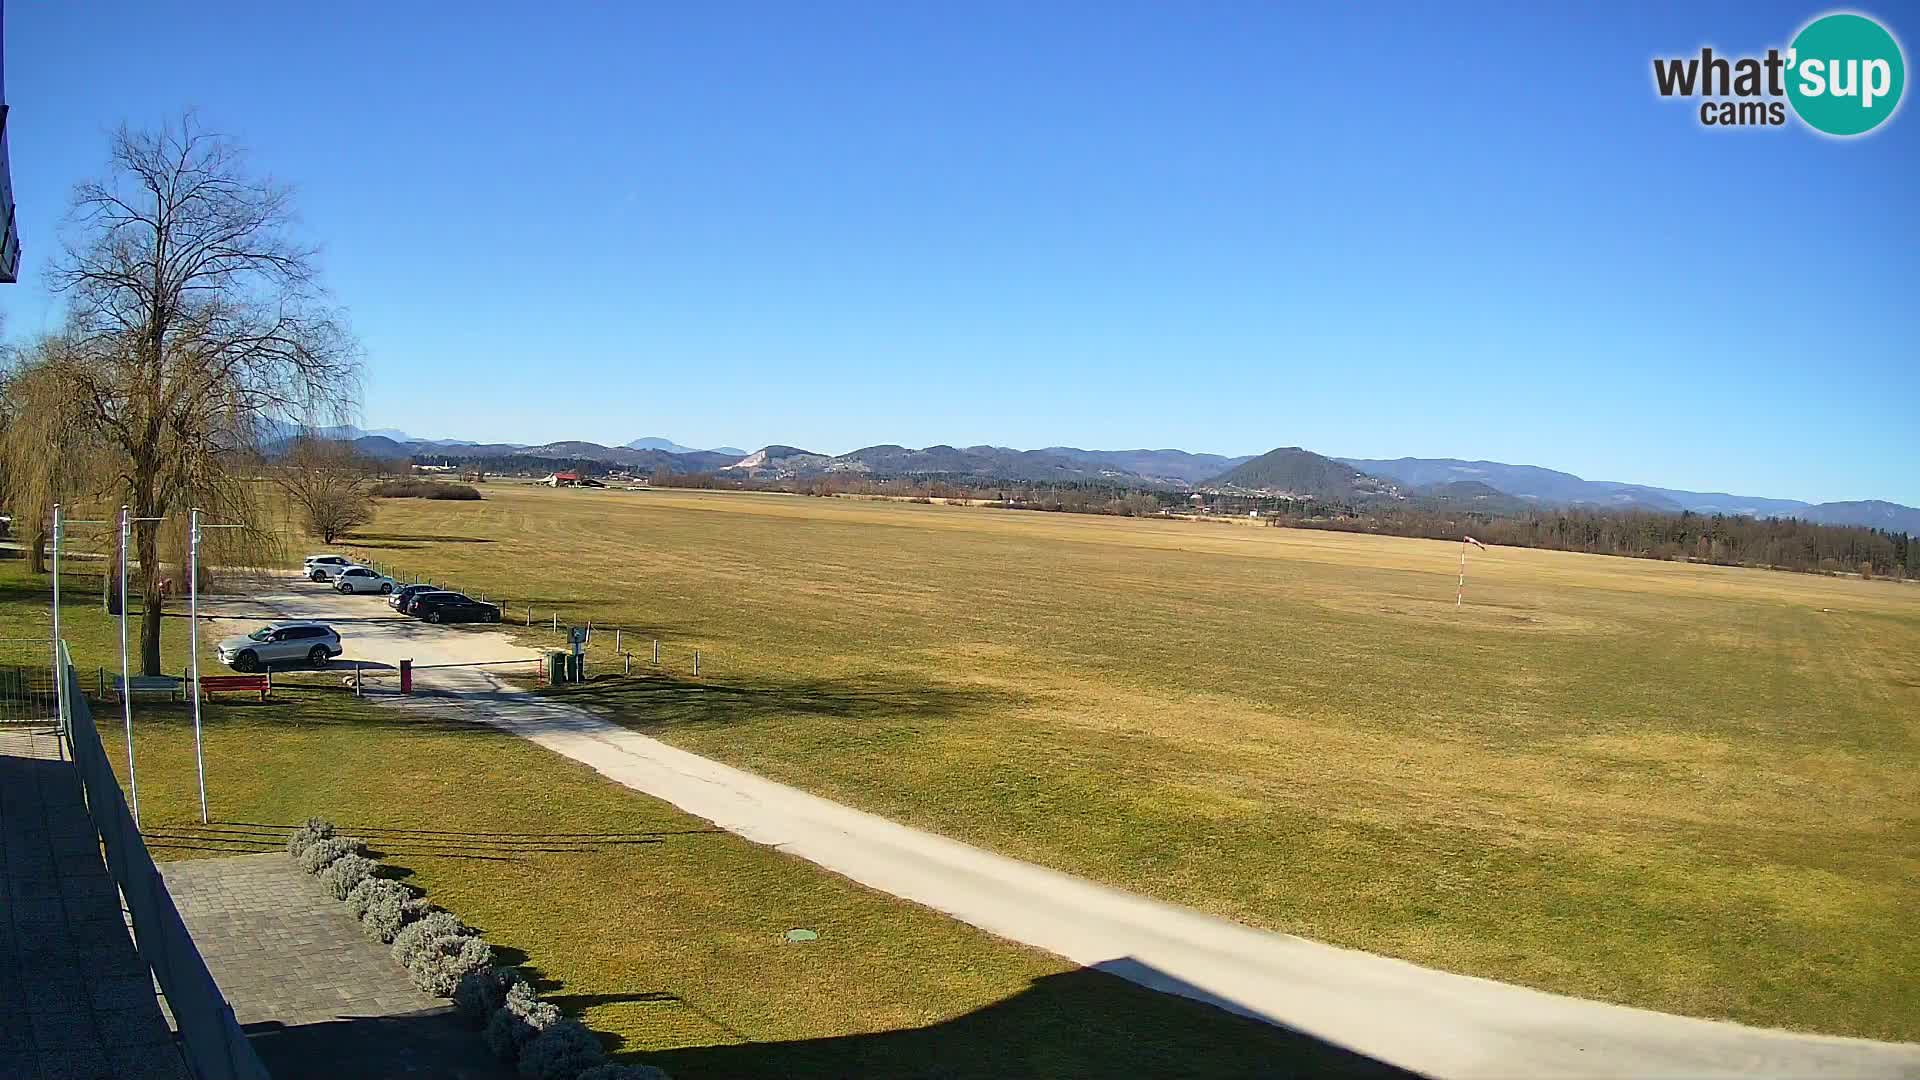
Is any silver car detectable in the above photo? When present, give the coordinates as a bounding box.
[215,622,342,671]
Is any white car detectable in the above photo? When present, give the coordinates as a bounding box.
[305,554,353,581]
[332,566,398,595]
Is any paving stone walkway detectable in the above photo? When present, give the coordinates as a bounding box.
[0,730,191,1080]
[160,851,510,1080]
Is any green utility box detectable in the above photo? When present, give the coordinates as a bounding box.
[546,651,567,685]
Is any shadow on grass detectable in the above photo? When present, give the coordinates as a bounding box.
[625,961,1409,1079]
[546,672,1013,734]
[240,966,1412,1080]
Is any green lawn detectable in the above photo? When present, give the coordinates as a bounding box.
[322,485,1920,1041]
[2,556,1376,1078]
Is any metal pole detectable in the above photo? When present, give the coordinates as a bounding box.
[189,508,208,824]
[615,628,622,656]
[119,505,139,827]
[693,650,700,677]
[1456,537,1468,609]
[652,639,659,666]
[51,505,64,755]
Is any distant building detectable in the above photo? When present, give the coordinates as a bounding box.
[541,472,603,488]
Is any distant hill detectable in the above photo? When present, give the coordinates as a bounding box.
[626,436,748,456]
[1797,500,1920,533]
[1342,456,1916,530]
[1340,458,1685,511]
[1408,480,1535,516]
[1042,447,1254,485]
[265,419,1918,527]
[835,444,1129,483]
[1208,448,1396,500]
[349,435,414,460]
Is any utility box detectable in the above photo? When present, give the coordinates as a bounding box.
[546,651,566,685]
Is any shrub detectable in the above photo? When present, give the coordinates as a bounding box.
[391,910,469,968]
[517,1017,605,1080]
[455,966,525,1027]
[408,933,495,997]
[345,877,410,920]
[296,835,363,875]
[360,892,430,944]
[577,1065,672,1080]
[286,816,336,857]
[369,479,483,500]
[319,854,377,900]
[484,983,559,1062]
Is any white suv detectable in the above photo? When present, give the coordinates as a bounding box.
[333,566,398,595]
[305,554,353,581]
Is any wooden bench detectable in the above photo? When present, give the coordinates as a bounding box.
[200,673,271,702]
[98,672,183,701]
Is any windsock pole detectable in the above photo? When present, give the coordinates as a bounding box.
[1457,535,1487,608]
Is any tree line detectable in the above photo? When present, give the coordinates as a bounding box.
[1281,505,1918,579]
[650,469,1918,581]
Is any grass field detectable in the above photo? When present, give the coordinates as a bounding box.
[0,559,1374,1077]
[319,484,1920,1041]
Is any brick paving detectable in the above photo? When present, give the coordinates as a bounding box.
[161,851,509,1079]
[0,730,191,1080]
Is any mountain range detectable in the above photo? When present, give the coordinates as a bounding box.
[294,425,1919,534]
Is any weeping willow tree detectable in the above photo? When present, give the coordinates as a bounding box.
[0,337,121,574]
[38,115,360,674]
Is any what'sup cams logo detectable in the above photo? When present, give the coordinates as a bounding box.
[1653,11,1905,135]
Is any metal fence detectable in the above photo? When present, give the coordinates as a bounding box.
[57,641,270,1080]
[0,638,59,725]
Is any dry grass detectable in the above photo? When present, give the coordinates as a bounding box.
[324,484,1920,1040]
[2,557,1365,1078]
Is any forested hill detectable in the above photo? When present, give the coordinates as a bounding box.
[1206,448,1396,499]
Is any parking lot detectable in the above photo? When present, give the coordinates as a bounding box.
[200,574,543,691]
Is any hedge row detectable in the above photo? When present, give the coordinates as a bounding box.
[286,817,669,1080]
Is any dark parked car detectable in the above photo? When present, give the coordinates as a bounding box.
[390,583,439,611]
[409,591,500,624]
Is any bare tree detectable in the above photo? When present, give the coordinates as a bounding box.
[273,437,375,544]
[50,115,360,674]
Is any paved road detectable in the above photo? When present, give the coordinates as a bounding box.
[206,577,1920,1080]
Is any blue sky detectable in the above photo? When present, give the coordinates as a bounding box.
[3,2,1914,504]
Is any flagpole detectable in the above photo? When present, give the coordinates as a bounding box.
[119,504,139,827]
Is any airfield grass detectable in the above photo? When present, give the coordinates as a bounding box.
[321,484,1920,1041]
[0,558,1357,1078]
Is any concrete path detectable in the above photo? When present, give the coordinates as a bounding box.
[207,578,1920,1079]
[0,730,191,1080]
[160,851,508,1080]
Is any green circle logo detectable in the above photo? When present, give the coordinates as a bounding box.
[1787,13,1906,135]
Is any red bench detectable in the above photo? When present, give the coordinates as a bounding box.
[201,674,271,701]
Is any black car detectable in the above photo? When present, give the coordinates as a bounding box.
[409,591,500,624]
[390,583,440,611]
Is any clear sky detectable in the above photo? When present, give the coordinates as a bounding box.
[3,2,1914,504]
